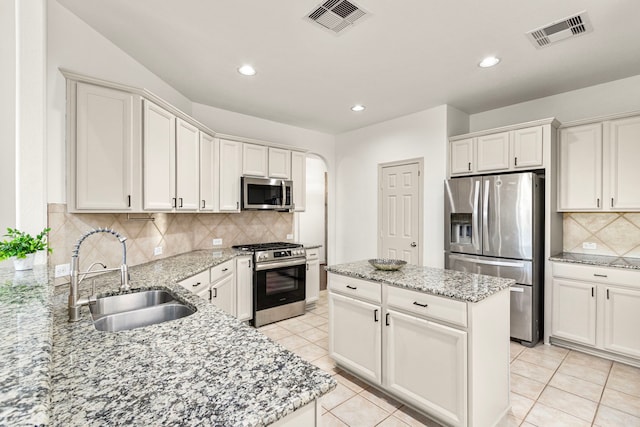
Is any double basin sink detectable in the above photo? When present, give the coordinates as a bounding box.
[89,289,195,332]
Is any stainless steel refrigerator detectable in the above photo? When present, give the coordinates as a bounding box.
[444,172,544,347]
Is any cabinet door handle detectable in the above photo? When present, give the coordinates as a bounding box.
[597,198,600,208]
[592,287,594,297]
[346,285,357,290]
[374,309,379,322]
[127,195,131,207]
[179,197,183,208]
[611,198,614,208]
[192,282,201,287]
[385,313,390,326]
[209,288,212,300]
[606,289,610,299]
[514,157,518,166]
[202,200,206,209]
[213,288,217,298]
[172,197,177,208]
[413,301,429,308]
[307,263,310,271]
[594,274,608,278]
[468,162,471,171]
[222,268,229,272]
[236,201,239,210]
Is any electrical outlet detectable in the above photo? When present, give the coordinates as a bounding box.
[286,234,293,240]
[582,242,597,250]
[54,263,70,278]
[212,238,222,246]
[154,246,163,256]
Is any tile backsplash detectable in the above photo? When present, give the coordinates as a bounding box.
[563,212,640,258]
[47,204,293,279]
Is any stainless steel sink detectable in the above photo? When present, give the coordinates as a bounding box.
[89,289,195,332]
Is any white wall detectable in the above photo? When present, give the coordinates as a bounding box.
[470,74,640,132]
[47,0,193,203]
[298,156,327,263]
[334,105,456,267]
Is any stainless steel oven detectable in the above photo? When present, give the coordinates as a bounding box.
[233,242,306,327]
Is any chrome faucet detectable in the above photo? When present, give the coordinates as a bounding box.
[68,228,130,322]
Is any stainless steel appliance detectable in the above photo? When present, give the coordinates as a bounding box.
[444,172,544,346]
[241,177,293,210]
[232,242,306,327]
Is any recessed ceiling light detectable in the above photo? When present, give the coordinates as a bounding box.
[478,56,500,68]
[238,65,256,76]
[351,104,366,112]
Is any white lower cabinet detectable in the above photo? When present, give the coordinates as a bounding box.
[328,273,509,427]
[305,248,320,305]
[384,309,467,427]
[211,274,236,316]
[551,262,640,362]
[235,255,253,322]
[329,292,382,385]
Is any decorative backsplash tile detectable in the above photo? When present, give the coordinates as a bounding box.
[563,212,640,258]
[47,204,293,281]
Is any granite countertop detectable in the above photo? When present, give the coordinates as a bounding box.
[326,260,513,303]
[550,252,640,270]
[1,249,335,426]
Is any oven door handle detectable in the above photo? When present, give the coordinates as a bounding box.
[255,259,306,271]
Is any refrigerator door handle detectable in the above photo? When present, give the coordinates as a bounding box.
[482,179,490,253]
[472,179,481,251]
[448,254,525,268]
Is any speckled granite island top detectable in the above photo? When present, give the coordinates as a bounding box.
[326,260,514,303]
[550,252,640,270]
[1,249,335,427]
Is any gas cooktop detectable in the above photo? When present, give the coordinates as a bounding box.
[232,242,302,251]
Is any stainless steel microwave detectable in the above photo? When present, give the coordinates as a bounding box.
[241,177,294,210]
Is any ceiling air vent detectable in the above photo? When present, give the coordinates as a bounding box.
[306,0,368,35]
[526,11,593,49]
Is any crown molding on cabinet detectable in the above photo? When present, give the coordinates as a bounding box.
[450,117,560,141]
[558,109,640,129]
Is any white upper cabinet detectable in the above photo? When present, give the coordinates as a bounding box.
[450,124,546,177]
[175,118,200,211]
[219,139,242,212]
[450,138,474,175]
[143,100,176,211]
[476,132,510,172]
[558,123,603,211]
[607,116,640,210]
[291,151,306,212]
[268,147,291,179]
[242,143,268,177]
[71,82,141,212]
[199,133,218,212]
[558,116,640,212]
[513,126,544,169]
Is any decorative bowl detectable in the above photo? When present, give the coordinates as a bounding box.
[368,259,407,271]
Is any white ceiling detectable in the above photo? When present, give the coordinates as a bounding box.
[56,0,640,134]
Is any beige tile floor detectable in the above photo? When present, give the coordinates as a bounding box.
[259,291,640,426]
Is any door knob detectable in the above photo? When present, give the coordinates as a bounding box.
[410,242,417,247]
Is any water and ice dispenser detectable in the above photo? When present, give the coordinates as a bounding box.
[450,213,472,244]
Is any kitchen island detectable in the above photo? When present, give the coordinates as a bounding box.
[326,261,514,427]
[1,250,335,426]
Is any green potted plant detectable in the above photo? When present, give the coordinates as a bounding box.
[0,227,52,271]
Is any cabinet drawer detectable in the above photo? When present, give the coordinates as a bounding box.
[328,274,381,304]
[386,285,467,327]
[177,269,210,293]
[211,259,234,283]
[553,262,640,288]
[306,248,319,260]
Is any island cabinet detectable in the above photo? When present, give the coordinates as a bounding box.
[328,272,510,427]
[551,262,640,362]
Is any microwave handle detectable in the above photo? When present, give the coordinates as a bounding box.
[281,181,285,207]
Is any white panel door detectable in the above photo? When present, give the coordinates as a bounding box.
[329,292,382,385]
[603,286,640,358]
[235,256,253,322]
[385,309,467,427]
[551,279,596,346]
[211,274,236,317]
[291,151,306,212]
[477,132,510,172]
[75,83,136,210]
[558,123,603,210]
[380,162,421,264]
[199,133,217,211]
[268,147,291,179]
[175,118,199,211]
[608,116,640,210]
[450,138,474,175]
[143,100,176,210]
[513,126,543,169]
[219,139,242,212]
[242,143,268,177]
